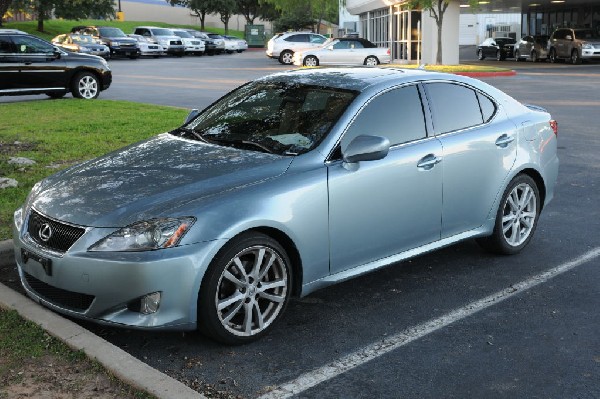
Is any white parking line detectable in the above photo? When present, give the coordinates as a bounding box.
[259,247,600,399]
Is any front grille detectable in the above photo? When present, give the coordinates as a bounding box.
[24,272,95,312]
[27,210,85,252]
[121,43,136,48]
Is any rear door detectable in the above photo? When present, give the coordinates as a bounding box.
[423,82,517,238]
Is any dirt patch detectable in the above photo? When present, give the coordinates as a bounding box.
[0,354,145,399]
[0,141,38,156]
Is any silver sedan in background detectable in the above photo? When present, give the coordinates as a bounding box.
[293,37,391,66]
[13,68,558,344]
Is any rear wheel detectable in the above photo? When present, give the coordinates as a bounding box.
[303,55,319,67]
[477,49,485,60]
[364,56,379,66]
[549,48,558,63]
[198,232,292,344]
[531,50,538,62]
[514,50,521,61]
[496,50,505,61]
[70,72,99,99]
[279,50,294,65]
[477,174,541,255]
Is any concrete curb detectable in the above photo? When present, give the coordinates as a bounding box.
[454,70,517,77]
[0,239,204,399]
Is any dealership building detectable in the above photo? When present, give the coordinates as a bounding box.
[342,0,600,64]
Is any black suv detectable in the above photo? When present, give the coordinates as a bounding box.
[0,29,112,99]
[72,25,140,59]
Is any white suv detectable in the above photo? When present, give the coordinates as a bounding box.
[266,32,327,64]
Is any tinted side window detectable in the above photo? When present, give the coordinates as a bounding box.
[426,83,483,134]
[552,30,565,40]
[310,34,326,44]
[286,34,309,43]
[0,36,14,54]
[12,35,54,54]
[477,92,496,122]
[342,85,427,151]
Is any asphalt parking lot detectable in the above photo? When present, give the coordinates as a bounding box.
[2,50,600,398]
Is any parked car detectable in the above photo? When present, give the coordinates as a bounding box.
[13,67,558,344]
[202,32,226,54]
[266,31,328,64]
[477,37,516,60]
[71,25,140,59]
[0,29,112,99]
[515,35,549,62]
[133,26,184,57]
[171,28,205,55]
[51,34,110,59]
[127,34,162,58]
[185,30,218,55]
[548,28,600,64]
[292,37,391,66]
[223,35,248,53]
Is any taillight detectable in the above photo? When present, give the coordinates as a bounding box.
[387,48,391,55]
[549,120,558,136]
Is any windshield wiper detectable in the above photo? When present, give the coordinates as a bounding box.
[204,136,275,154]
[173,127,209,143]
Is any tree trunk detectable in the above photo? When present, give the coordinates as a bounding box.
[436,18,443,64]
[200,12,206,30]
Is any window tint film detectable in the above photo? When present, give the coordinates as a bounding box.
[426,83,483,134]
[342,85,427,151]
[12,35,54,54]
[0,36,14,54]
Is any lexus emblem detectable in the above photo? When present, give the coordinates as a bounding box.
[38,223,53,242]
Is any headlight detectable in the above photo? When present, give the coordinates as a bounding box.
[89,217,195,252]
[14,207,24,232]
[80,47,91,53]
[582,42,593,49]
[112,41,120,46]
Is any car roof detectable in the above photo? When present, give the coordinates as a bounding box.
[0,29,27,34]
[258,67,441,92]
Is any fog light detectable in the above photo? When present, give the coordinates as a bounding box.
[128,292,161,314]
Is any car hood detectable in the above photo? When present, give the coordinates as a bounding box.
[30,134,293,227]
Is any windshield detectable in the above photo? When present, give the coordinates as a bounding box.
[152,28,174,36]
[99,27,126,37]
[173,30,193,38]
[71,35,96,44]
[575,29,600,40]
[173,81,358,155]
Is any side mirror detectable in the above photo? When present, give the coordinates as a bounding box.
[184,109,200,124]
[343,135,390,164]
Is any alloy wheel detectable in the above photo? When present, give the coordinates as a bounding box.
[501,183,537,247]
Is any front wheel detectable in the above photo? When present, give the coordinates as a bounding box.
[70,72,99,99]
[198,232,292,344]
[496,50,504,61]
[514,50,521,61]
[531,50,538,62]
[303,55,319,67]
[477,49,485,60]
[571,49,582,64]
[364,56,379,66]
[477,174,541,255]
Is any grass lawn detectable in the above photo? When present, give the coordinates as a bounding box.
[3,19,244,41]
[3,19,244,42]
[0,99,188,240]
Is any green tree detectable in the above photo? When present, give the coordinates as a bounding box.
[0,0,12,27]
[215,0,236,33]
[167,0,218,31]
[407,0,477,64]
[237,0,279,25]
[265,0,337,33]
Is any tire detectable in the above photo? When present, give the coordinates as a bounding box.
[477,49,485,60]
[549,48,557,63]
[496,50,504,61]
[70,72,99,99]
[279,50,294,65]
[46,91,67,99]
[198,231,292,344]
[571,49,582,64]
[477,174,541,255]
[303,55,319,67]
[531,50,538,63]
[128,55,139,59]
[364,56,379,66]
[237,50,243,53]
[514,50,521,61]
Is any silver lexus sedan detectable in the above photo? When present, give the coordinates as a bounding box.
[13,68,559,344]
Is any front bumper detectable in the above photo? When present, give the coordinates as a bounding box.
[13,219,224,331]
[581,49,600,59]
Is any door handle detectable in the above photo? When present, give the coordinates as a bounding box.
[495,134,515,148]
[417,154,442,170]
